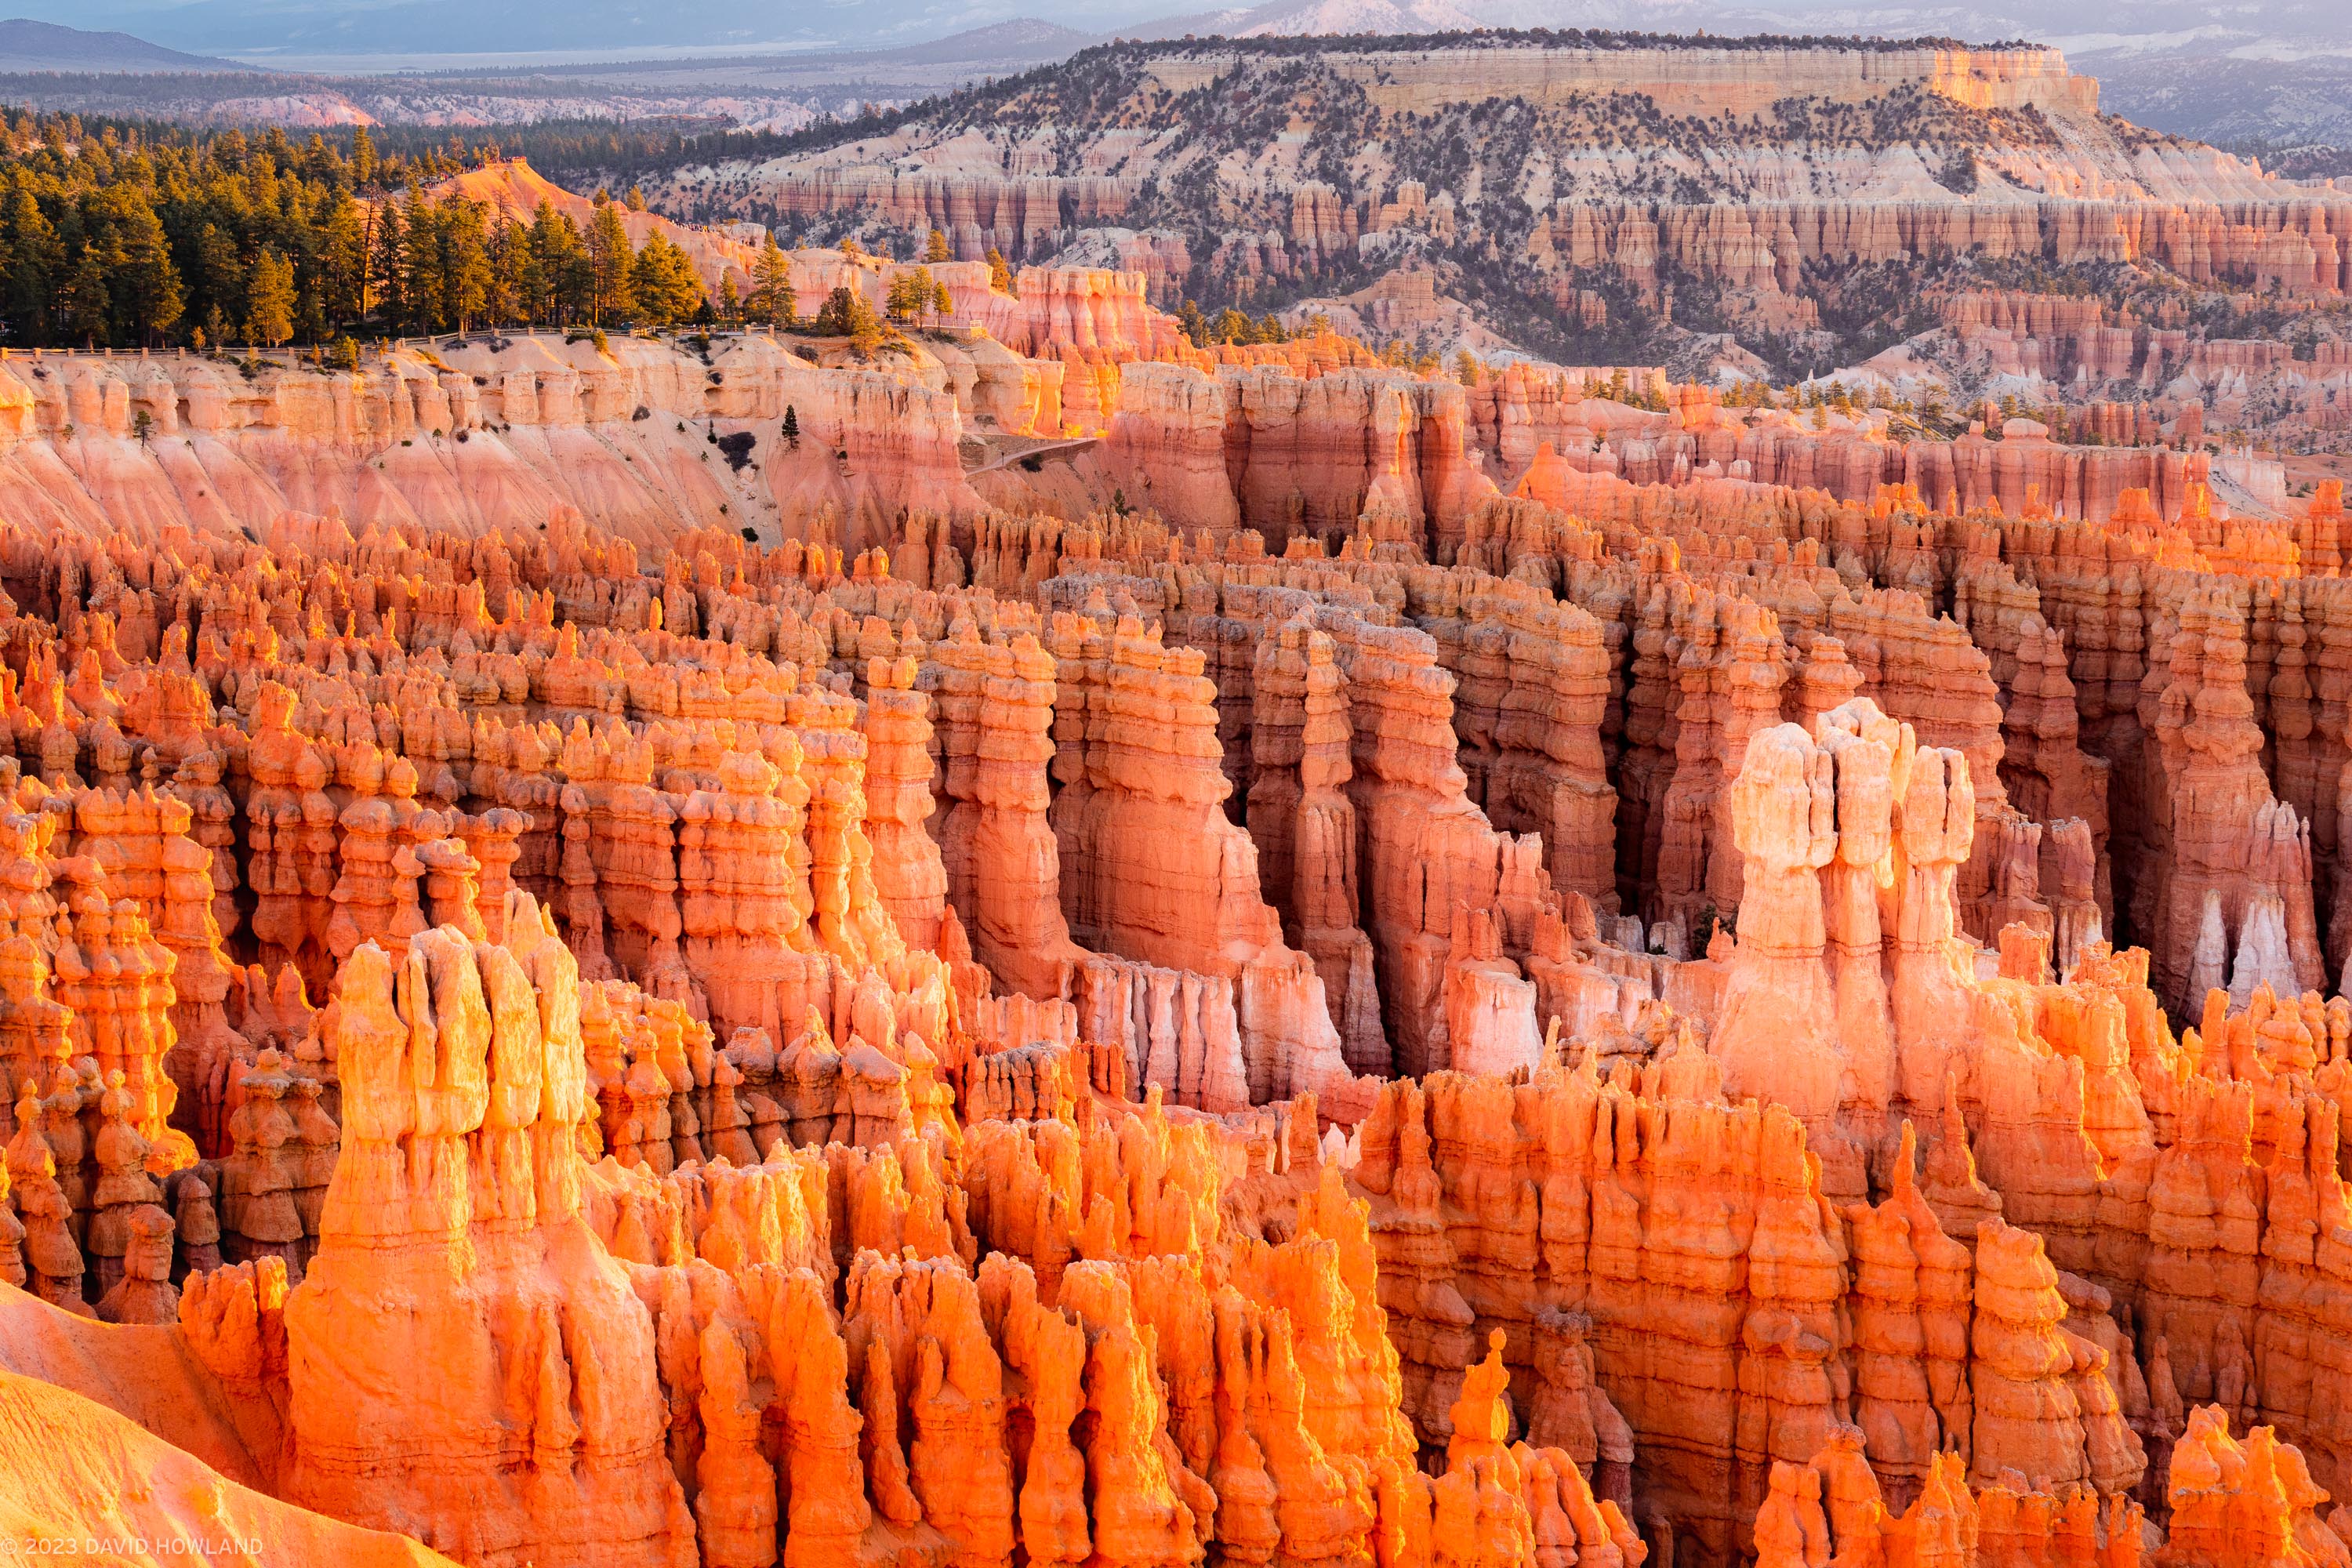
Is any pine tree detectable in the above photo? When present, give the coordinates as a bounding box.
[1177,298,1207,347]
[750,236,794,328]
[440,198,492,332]
[782,405,800,448]
[245,248,296,347]
[586,201,633,324]
[57,244,109,347]
[0,107,840,347]
[924,227,950,263]
[521,199,578,324]
[320,189,369,323]
[813,285,882,354]
[483,201,523,326]
[369,200,406,332]
[884,268,929,325]
[107,192,182,345]
[628,231,701,326]
[547,209,592,324]
[985,246,1013,293]
[0,210,16,329]
[399,189,446,334]
[4,189,60,343]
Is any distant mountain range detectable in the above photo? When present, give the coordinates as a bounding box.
[0,16,240,71]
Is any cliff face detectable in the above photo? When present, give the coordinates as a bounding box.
[0,303,2255,608]
[0,336,981,555]
[654,34,2348,366]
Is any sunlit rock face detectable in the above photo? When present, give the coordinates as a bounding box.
[5,172,2352,1568]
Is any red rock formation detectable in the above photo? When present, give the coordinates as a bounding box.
[14,307,2352,1568]
[1247,616,1385,1071]
[1221,368,1497,555]
[1044,604,1362,1109]
[2132,586,2325,1012]
[2157,1406,2349,1568]
[929,622,1089,1000]
[0,335,1003,558]
[859,652,950,952]
[1754,1429,2147,1568]
[1103,365,1244,538]
[285,905,695,1567]
[1406,570,1619,912]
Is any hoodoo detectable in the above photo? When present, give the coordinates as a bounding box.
[2,22,2352,1568]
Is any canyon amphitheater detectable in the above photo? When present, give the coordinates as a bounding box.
[9,28,2352,1568]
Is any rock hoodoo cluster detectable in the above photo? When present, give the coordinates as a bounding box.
[672,31,2352,381]
[2,192,2352,1568]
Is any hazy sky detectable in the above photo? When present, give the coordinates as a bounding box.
[9,0,2340,63]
